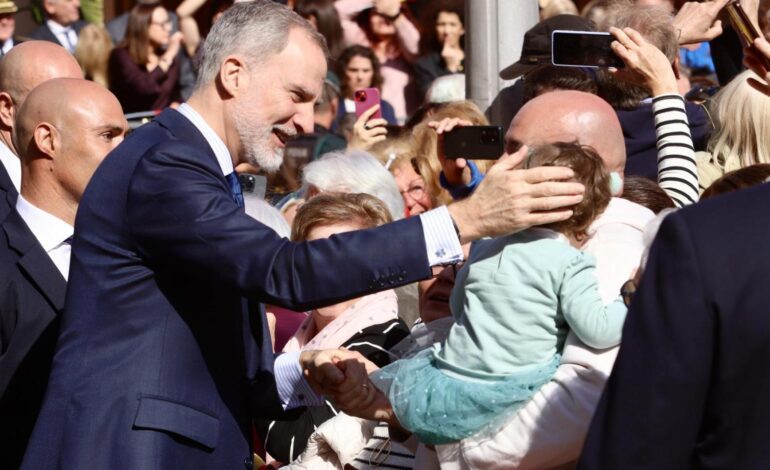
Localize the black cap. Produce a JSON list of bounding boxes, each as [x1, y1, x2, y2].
[[500, 15, 596, 80]]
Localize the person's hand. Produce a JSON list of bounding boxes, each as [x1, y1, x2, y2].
[[672, 0, 730, 45], [429, 118, 475, 187], [447, 145, 585, 242], [610, 27, 679, 96], [266, 311, 276, 351], [161, 31, 184, 66], [348, 105, 388, 150], [441, 42, 465, 73], [373, 0, 401, 18], [744, 36, 770, 95], [300, 349, 377, 410]]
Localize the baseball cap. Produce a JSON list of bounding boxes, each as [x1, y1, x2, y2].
[[499, 14, 596, 80], [0, 0, 18, 14]]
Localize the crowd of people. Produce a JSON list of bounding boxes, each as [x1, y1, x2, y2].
[[2, 0, 770, 468]]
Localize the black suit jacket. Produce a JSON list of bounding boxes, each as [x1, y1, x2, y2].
[[29, 20, 87, 48], [22, 109, 431, 469], [579, 183, 770, 469], [0, 199, 67, 469]]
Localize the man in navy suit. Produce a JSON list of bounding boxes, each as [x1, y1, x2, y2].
[[29, 0, 86, 53], [0, 41, 83, 217], [578, 184, 770, 468], [22, 2, 584, 468], [0, 78, 127, 469]]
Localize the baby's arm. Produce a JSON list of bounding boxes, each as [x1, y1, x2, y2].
[[559, 252, 628, 349]]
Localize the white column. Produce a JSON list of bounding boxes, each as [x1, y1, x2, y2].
[[466, 0, 540, 125]]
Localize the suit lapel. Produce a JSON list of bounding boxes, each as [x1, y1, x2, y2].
[[3, 211, 67, 313]]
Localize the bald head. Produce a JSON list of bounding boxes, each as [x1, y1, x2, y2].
[[0, 41, 83, 107], [506, 90, 626, 174], [15, 78, 126, 214]]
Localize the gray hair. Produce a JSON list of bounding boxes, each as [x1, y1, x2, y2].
[[243, 194, 291, 238], [195, 0, 328, 90], [302, 150, 405, 220]]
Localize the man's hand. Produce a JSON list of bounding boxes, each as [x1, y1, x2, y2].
[[448, 145, 584, 243], [672, 0, 730, 45], [300, 349, 377, 410], [610, 27, 679, 96]]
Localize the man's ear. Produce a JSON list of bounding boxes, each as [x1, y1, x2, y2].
[[218, 55, 250, 99], [33, 122, 59, 163], [0, 92, 15, 130]]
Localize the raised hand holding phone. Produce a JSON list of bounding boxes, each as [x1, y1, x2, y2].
[[609, 27, 678, 96], [349, 104, 388, 151], [429, 118, 476, 187]]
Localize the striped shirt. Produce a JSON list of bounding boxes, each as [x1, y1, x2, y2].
[[653, 94, 699, 207]]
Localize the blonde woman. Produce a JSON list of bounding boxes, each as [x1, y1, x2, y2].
[[696, 70, 770, 192], [74, 24, 113, 87]]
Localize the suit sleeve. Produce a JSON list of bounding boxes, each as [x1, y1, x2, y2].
[[577, 211, 714, 469], [125, 144, 432, 312]]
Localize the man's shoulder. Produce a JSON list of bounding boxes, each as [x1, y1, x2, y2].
[[28, 24, 54, 40]]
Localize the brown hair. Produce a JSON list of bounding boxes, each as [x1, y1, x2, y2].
[[122, 3, 162, 66], [337, 45, 384, 98], [74, 24, 114, 87], [418, 0, 465, 55], [527, 142, 611, 240], [620, 175, 675, 213], [701, 164, 770, 200], [295, 0, 345, 60], [291, 193, 393, 241]]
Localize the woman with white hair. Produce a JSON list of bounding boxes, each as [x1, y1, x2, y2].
[[696, 70, 770, 193], [302, 149, 405, 219]]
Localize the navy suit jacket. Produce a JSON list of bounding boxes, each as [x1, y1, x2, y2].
[[29, 20, 87, 48], [22, 109, 430, 469], [579, 183, 770, 468], [0, 200, 67, 469]]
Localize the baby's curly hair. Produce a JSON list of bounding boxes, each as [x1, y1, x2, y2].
[[526, 142, 612, 241]]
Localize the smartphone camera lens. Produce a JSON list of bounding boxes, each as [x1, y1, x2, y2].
[[480, 129, 498, 144], [354, 90, 367, 102]]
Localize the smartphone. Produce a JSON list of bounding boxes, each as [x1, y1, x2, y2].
[[726, 1, 762, 45], [443, 126, 504, 160], [354, 88, 382, 119], [551, 30, 625, 68]]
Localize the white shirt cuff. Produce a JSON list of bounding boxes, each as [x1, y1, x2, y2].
[[420, 206, 464, 266], [274, 351, 324, 410]]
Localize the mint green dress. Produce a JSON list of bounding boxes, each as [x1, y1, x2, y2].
[[374, 228, 628, 444]]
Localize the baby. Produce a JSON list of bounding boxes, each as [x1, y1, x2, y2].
[[373, 142, 628, 445]]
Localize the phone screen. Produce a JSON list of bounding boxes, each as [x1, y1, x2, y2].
[[551, 31, 624, 68]]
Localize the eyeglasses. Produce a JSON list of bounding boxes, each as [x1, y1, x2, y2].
[[401, 184, 426, 201], [150, 19, 172, 28]]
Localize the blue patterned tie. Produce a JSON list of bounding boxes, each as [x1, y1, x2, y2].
[[225, 172, 244, 208]]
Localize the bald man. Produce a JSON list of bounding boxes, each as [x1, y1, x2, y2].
[[0, 78, 127, 468], [429, 90, 655, 469], [0, 40, 83, 213]]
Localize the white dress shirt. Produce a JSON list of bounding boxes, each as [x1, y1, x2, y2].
[[0, 37, 14, 56], [15, 195, 74, 281], [46, 19, 78, 53], [175, 103, 463, 409], [0, 139, 20, 192]]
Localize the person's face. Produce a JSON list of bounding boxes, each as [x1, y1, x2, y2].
[[345, 55, 374, 96], [393, 161, 432, 217], [57, 92, 128, 200], [46, 0, 80, 26], [417, 263, 460, 324], [435, 11, 464, 48], [0, 13, 15, 42], [369, 13, 395, 38], [147, 7, 172, 48], [231, 28, 326, 173]]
